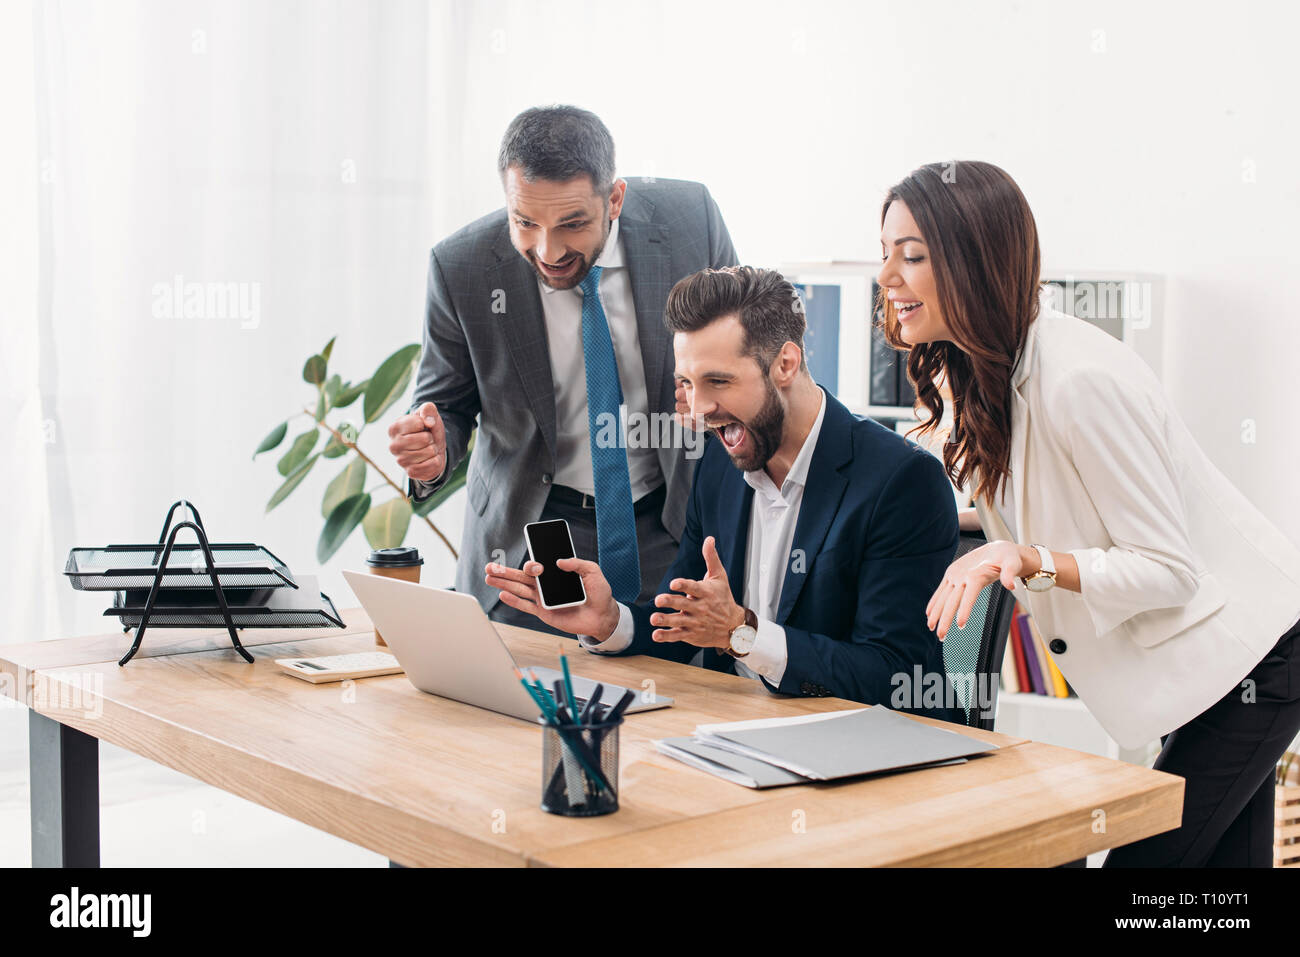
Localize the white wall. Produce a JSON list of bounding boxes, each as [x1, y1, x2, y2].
[[429, 0, 1300, 548]]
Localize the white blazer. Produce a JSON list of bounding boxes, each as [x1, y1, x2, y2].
[[973, 306, 1300, 749]]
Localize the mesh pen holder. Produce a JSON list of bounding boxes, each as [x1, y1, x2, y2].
[[540, 717, 622, 817]]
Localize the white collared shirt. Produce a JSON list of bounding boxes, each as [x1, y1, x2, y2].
[[579, 390, 829, 691], [538, 217, 662, 499]]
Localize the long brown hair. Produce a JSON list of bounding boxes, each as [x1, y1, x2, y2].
[[878, 161, 1041, 503]]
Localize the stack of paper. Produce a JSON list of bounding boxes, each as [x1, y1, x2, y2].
[[654, 706, 996, 789]]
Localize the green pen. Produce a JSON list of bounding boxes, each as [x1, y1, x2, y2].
[[517, 667, 557, 722], [560, 652, 578, 723]]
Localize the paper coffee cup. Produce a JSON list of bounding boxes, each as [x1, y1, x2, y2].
[[364, 547, 423, 646]]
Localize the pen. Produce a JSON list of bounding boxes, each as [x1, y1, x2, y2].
[[606, 688, 635, 723], [560, 651, 578, 724], [580, 683, 604, 724], [515, 668, 554, 721], [525, 668, 554, 714]]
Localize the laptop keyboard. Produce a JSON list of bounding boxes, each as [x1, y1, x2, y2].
[[539, 687, 587, 711]]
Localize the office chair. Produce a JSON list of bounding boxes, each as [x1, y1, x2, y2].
[[940, 530, 1017, 731]]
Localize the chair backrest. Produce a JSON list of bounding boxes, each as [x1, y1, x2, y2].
[[940, 531, 1016, 731]]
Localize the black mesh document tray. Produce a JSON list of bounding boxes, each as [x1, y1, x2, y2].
[[66, 544, 296, 591], [106, 574, 342, 629]]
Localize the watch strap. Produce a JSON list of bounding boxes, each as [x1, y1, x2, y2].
[[1021, 544, 1057, 588]]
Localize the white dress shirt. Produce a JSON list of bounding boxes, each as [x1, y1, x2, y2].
[[579, 391, 829, 691], [539, 216, 662, 499]]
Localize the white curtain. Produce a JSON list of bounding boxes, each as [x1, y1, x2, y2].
[[6, 0, 446, 644]]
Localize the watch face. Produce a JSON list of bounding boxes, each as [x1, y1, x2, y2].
[[1025, 574, 1055, 593], [731, 625, 758, 654]]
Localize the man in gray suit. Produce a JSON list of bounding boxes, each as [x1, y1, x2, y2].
[[388, 105, 738, 630]]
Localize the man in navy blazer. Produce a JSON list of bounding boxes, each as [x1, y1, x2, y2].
[[487, 267, 957, 717]]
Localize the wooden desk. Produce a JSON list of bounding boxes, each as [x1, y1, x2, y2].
[[1, 609, 1183, 867]]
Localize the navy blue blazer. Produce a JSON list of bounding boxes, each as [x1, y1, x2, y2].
[[623, 388, 959, 720]]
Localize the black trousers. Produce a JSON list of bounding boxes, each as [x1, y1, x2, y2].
[[488, 482, 680, 637], [1104, 614, 1300, 867]]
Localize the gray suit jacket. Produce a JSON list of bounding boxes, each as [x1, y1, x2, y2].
[[407, 178, 739, 609]]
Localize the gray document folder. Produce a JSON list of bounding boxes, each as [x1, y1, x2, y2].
[[655, 738, 810, 789], [699, 706, 997, 781]]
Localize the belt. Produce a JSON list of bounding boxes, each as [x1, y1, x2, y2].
[[550, 482, 665, 512], [550, 484, 598, 509]]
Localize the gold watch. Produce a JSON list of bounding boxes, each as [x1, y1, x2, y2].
[[1020, 544, 1057, 593], [725, 607, 759, 658]]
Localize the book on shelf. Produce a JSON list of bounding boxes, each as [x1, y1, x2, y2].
[[1009, 609, 1030, 691], [1017, 612, 1045, 694], [1027, 614, 1070, 697], [1001, 603, 1076, 698]]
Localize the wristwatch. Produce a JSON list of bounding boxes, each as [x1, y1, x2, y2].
[[725, 607, 759, 658], [1021, 544, 1057, 593]]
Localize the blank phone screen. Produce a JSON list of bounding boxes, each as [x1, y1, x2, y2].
[[527, 520, 586, 606]]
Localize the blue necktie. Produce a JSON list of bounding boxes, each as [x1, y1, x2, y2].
[[579, 266, 641, 603]]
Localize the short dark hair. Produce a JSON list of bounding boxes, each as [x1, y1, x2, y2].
[[664, 266, 808, 372], [497, 105, 616, 193]]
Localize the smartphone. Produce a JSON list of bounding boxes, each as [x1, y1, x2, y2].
[[523, 519, 588, 610]]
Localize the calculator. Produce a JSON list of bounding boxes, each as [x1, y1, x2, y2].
[[274, 652, 405, 683]]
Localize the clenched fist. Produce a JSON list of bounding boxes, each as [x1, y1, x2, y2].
[[388, 401, 447, 484]]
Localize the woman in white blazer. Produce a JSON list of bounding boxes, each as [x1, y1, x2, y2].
[[877, 161, 1300, 866]]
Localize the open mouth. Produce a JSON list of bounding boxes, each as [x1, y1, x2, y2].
[[710, 420, 747, 452], [893, 299, 923, 319], [538, 255, 579, 279]]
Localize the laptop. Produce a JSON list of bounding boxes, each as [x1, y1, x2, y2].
[[342, 570, 672, 721]]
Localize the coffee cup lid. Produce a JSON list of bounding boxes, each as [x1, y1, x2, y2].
[[365, 546, 424, 567]]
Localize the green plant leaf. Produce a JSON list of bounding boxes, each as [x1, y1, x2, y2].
[[325, 373, 342, 406], [322, 421, 357, 458], [267, 453, 320, 512], [277, 429, 319, 476], [317, 492, 371, 563], [363, 496, 413, 549], [412, 432, 474, 517], [363, 344, 421, 424], [253, 421, 287, 459], [314, 391, 326, 421], [321, 336, 336, 364], [303, 354, 326, 386], [322, 458, 366, 519], [334, 379, 368, 408]]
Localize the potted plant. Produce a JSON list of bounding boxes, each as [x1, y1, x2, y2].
[[253, 337, 471, 562]]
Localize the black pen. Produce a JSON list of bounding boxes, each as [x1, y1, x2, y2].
[[606, 688, 636, 723], [580, 683, 604, 724]]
